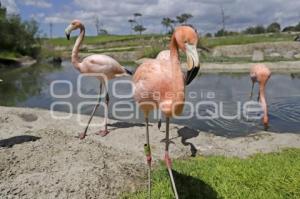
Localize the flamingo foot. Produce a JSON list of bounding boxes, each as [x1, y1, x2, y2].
[[96, 130, 110, 137], [77, 132, 86, 140], [164, 152, 172, 168]]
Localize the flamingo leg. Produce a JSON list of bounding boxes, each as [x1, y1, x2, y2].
[[164, 117, 179, 199], [96, 84, 110, 137], [158, 119, 162, 130], [257, 90, 260, 102], [79, 82, 102, 139], [144, 117, 152, 199], [250, 81, 254, 100]]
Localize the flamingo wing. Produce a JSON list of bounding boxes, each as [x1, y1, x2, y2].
[[81, 54, 127, 79]]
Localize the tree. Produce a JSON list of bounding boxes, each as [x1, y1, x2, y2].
[[282, 26, 296, 32], [94, 16, 102, 36], [295, 22, 300, 31], [128, 19, 136, 34], [130, 13, 146, 35], [133, 24, 146, 35], [134, 13, 142, 17], [0, 2, 6, 19], [99, 28, 108, 35], [161, 17, 175, 34], [176, 13, 193, 24], [244, 25, 266, 34], [205, 33, 212, 37], [266, 22, 281, 33], [134, 13, 142, 24]]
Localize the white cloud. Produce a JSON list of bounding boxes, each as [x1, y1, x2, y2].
[[36, 0, 300, 35], [22, 0, 52, 8], [1, 0, 19, 14]]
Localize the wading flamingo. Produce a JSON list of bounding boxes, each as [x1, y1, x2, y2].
[[65, 20, 132, 139], [250, 64, 271, 130], [133, 25, 200, 198]]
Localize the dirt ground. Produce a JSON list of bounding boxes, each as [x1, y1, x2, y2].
[[1, 106, 300, 199]]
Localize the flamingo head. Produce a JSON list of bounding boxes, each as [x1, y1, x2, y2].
[[65, 20, 83, 40], [173, 25, 200, 85]]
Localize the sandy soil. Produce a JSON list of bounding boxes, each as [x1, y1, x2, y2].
[[1, 106, 300, 199]]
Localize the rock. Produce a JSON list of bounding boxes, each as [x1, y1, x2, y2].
[[252, 50, 264, 62], [283, 51, 295, 59], [17, 56, 37, 67], [269, 53, 281, 57], [294, 53, 300, 59]]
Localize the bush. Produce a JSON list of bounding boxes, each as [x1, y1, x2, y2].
[[243, 25, 266, 34], [0, 5, 41, 58], [215, 29, 239, 37], [267, 22, 281, 33]]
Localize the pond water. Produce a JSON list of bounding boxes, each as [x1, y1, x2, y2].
[[0, 61, 300, 137]]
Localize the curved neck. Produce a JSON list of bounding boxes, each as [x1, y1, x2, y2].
[[259, 83, 268, 125], [72, 25, 85, 71], [169, 35, 181, 71]]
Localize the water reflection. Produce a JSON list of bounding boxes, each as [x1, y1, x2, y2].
[[0, 63, 62, 106], [0, 61, 299, 137]]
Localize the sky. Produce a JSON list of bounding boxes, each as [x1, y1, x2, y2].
[[1, 0, 300, 37]]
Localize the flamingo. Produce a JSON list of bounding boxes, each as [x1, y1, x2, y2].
[[250, 64, 271, 130], [133, 25, 200, 198], [64, 20, 132, 139]]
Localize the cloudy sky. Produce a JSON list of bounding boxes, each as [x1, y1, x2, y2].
[[1, 0, 300, 37]]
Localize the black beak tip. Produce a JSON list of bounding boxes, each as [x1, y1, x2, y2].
[[185, 67, 200, 85], [66, 34, 70, 40]]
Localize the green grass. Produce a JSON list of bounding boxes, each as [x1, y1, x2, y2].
[[0, 51, 20, 60], [46, 34, 162, 47], [201, 33, 294, 48], [125, 149, 300, 199], [47, 33, 294, 48]]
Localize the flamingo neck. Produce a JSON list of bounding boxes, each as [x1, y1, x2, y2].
[[72, 25, 85, 71], [259, 84, 269, 126], [169, 35, 181, 70]]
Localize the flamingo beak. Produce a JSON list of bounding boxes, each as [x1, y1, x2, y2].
[[65, 25, 72, 40], [185, 43, 200, 85]]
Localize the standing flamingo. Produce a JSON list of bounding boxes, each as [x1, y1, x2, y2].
[[250, 64, 271, 130], [65, 20, 132, 139], [133, 25, 200, 198]]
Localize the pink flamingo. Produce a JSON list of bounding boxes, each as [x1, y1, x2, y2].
[[65, 20, 132, 139], [250, 64, 271, 130], [156, 50, 170, 61], [133, 26, 200, 198]]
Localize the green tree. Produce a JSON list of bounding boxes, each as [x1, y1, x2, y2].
[[0, 4, 40, 59], [267, 22, 281, 33], [282, 26, 295, 32], [133, 24, 146, 35], [161, 17, 175, 34], [128, 19, 136, 34], [205, 33, 212, 37], [244, 25, 266, 34], [176, 13, 193, 24], [295, 22, 300, 31]]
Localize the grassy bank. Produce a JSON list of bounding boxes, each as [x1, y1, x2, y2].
[[201, 33, 294, 48], [47, 34, 162, 47], [47, 33, 295, 48], [125, 149, 300, 199]]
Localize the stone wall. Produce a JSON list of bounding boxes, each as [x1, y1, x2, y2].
[[212, 42, 300, 61]]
